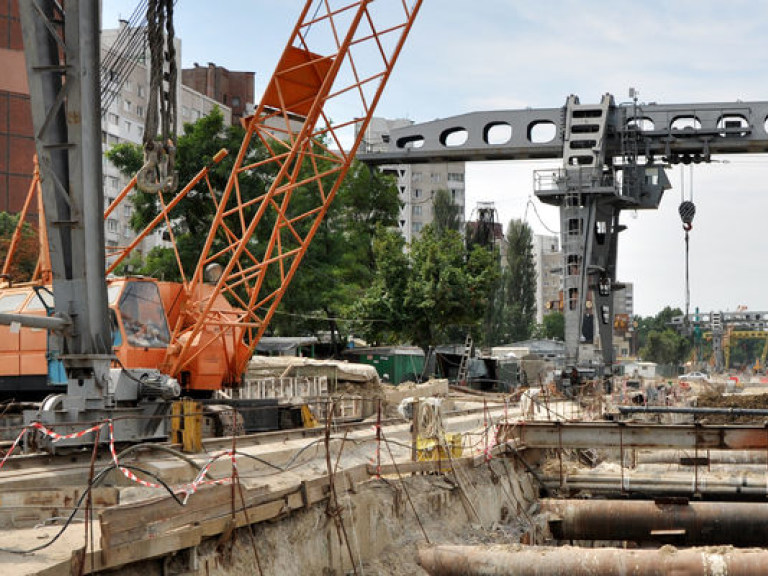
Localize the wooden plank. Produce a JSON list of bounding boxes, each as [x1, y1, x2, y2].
[[100, 526, 203, 570]]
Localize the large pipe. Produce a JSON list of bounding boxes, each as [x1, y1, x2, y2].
[[635, 449, 768, 465], [543, 499, 768, 546], [0, 312, 69, 331], [418, 545, 768, 575], [503, 421, 768, 451], [619, 405, 768, 417], [540, 471, 768, 496]]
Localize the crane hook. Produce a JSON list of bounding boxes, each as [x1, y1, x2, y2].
[[679, 200, 696, 231], [136, 139, 178, 194]]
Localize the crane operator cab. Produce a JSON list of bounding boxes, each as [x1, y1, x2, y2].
[[114, 280, 171, 349]]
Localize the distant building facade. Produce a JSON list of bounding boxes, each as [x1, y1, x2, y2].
[[533, 234, 562, 324], [101, 22, 232, 257], [182, 63, 254, 126], [360, 117, 465, 244], [0, 0, 36, 217]]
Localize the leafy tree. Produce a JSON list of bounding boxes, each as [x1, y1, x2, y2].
[[354, 224, 497, 349], [108, 109, 401, 346], [106, 107, 263, 279], [350, 228, 410, 344], [496, 219, 537, 343], [432, 189, 461, 235], [640, 328, 690, 366], [0, 212, 39, 283], [540, 311, 565, 340], [633, 306, 683, 352]]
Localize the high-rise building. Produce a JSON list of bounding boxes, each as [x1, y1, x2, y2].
[[0, 0, 35, 217], [101, 22, 232, 256], [182, 63, 254, 126], [360, 117, 465, 244], [533, 234, 562, 324]]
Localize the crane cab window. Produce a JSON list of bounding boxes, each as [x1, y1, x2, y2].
[[0, 293, 29, 313], [24, 290, 54, 311], [118, 281, 171, 348]]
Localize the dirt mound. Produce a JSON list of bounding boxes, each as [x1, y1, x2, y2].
[[695, 391, 768, 423]]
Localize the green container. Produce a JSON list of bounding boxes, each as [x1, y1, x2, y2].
[[343, 346, 425, 385]]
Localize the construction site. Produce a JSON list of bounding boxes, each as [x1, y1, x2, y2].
[[4, 1, 768, 575]]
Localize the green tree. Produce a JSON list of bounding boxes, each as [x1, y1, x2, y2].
[[354, 225, 497, 349], [501, 219, 537, 342], [350, 228, 410, 345], [0, 212, 39, 283], [269, 162, 400, 344], [541, 311, 565, 340], [106, 107, 264, 279], [640, 328, 690, 366], [432, 189, 461, 235], [634, 306, 684, 353]]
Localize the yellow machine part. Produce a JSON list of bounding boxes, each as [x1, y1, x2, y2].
[[301, 404, 319, 428], [416, 433, 463, 463], [171, 398, 203, 453]]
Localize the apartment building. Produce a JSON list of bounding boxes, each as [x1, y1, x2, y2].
[[360, 117, 465, 244], [101, 22, 232, 256]]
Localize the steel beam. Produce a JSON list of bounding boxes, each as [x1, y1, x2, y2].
[[418, 545, 768, 576], [543, 499, 768, 546], [501, 421, 768, 450], [360, 100, 768, 165]]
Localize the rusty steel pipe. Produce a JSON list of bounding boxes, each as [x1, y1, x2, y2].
[[543, 499, 768, 546], [418, 545, 768, 575]]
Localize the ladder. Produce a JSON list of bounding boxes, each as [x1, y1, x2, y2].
[[456, 334, 473, 385]]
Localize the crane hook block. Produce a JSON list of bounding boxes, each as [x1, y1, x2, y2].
[[137, 140, 179, 194], [679, 200, 696, 230]]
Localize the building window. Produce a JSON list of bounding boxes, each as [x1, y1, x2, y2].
[[107, 134, 120, 146], [137, 84, 145, 98], [231, 96, 240, 107], [413, 222, 423, 233], [413, 205, 422, 216], [412, 172, 422, 182], [430, 173, 441, 183], [108, 113, 119, 125], [451, 189, 458, 202], [414, 188, 421, 198], [123, 120, 132, 133], [106, 175, 119, 190], [447, 172, 464, 182], [182, 105, 189, 118], [123, 100, 131, 112], [136, 105, 144, 118], [124, 80, 133, 92], [107, 218, 118, 232]]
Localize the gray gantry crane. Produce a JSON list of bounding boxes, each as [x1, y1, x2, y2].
[[361, 94, 768, 375]]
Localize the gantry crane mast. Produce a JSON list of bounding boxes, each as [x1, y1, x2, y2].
[[3, 1, 422, 447]]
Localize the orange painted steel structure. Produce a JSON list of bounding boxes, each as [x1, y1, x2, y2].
[[3, 1, 422, 393], [1, 157, 51, 285], [162, 0, 423, 388]]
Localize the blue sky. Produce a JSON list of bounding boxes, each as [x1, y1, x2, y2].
[[102, 1, 768, 317]]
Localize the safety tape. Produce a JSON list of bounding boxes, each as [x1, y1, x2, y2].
[[31, 421, 104, 441], [0, 426, 27, 471]]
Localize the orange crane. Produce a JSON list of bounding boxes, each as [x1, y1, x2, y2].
[[0, 1, 422, 420]]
